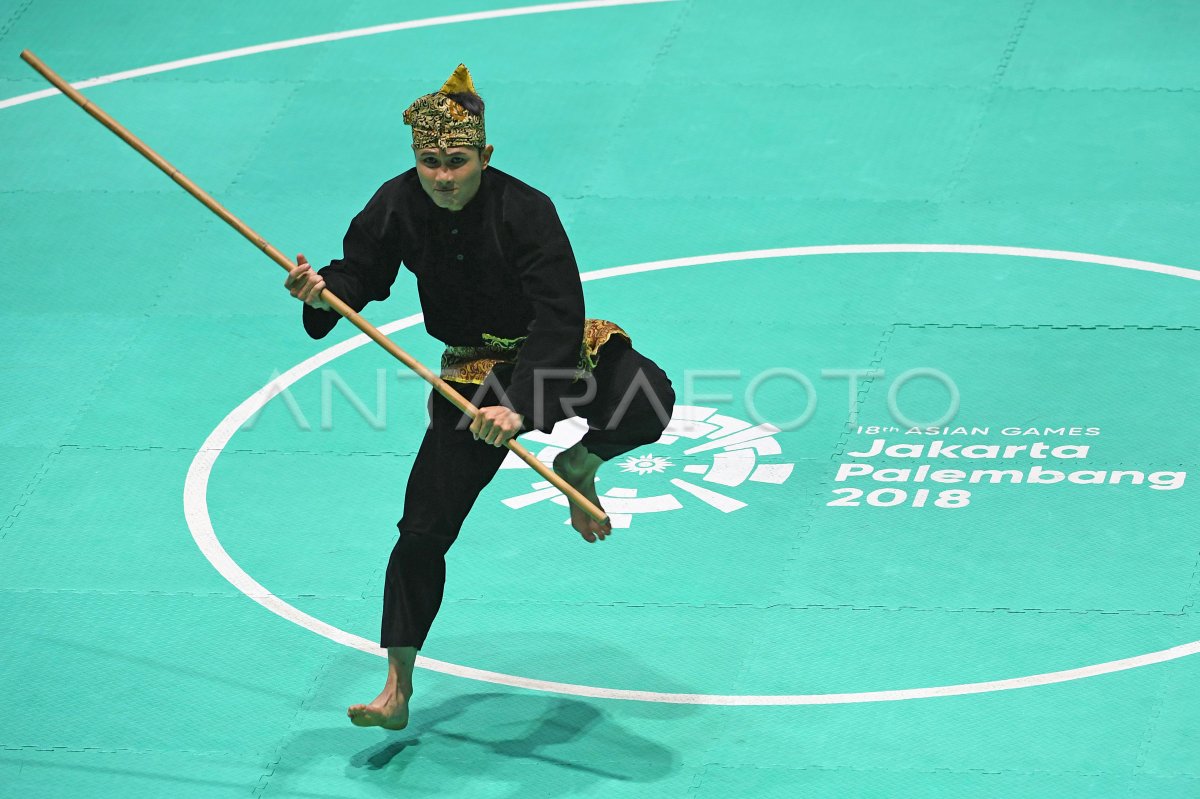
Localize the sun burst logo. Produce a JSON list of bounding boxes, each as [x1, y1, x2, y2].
[[618, 453, 673, 475], [498, 405, 795, 528]]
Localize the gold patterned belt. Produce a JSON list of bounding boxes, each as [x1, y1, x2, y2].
[[440, 318, 630, 385]]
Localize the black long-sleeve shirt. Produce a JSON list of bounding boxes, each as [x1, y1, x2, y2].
[[303, 166, 586, 420]]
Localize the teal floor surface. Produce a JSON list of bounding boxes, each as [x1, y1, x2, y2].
[[2, 1, 1199, 796]]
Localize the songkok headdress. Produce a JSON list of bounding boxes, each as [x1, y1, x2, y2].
[[403, 64, 486, 149]]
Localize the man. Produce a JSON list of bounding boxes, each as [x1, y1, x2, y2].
[[284, 65, 674, 730]]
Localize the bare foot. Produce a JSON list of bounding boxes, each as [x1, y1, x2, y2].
[[553, 445, 613, 543], [347, 687, 410, 730]]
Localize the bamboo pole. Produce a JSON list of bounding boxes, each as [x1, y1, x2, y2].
[[20, 49, 609, 528]]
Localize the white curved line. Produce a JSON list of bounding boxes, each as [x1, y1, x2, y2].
[[185, 245, 1200, 704], [1, 0, 677, 110], [581, 244, 1200, 282], [184, 314, 425, 657], [369, 639, 1200, 705]]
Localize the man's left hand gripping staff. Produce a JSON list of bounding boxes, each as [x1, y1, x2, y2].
[[470, 406, 524, 447]]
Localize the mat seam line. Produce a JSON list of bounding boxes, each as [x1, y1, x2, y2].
[[251, 648, 339, 798], [6, 75, 1200, 95], [1129, 640, 1178, 793], [1180, 549, 1200, 615], [222, 80, 306, 197], [0, 588, 375, 599], [694, 761, 1200, 780], [46, 219, 215, 453], [0, 587, 1188, 615], [576, 0, 690, 196], [559, 196, 1200, 205], [0, 447, 63, 542], [937, 0, 1037, 204], [46, 76, 1200, 92], [710, 324, 893, 709], [9, 190, 1200, 207], [0, 0, 33, 43], [685, 761, 710, 797], [895, 322, 1200, 331], [440, 598, 1190, 616], [0, 744, 249, 757]]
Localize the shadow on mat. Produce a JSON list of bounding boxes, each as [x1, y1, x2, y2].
[[362, 691, 676, 777], [284, 691, 679, 794]]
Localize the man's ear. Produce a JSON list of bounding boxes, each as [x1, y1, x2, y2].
[[480, 144, 495, 169]]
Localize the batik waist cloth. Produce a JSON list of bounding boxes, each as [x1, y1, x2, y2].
[[439, 318, 630, 385]]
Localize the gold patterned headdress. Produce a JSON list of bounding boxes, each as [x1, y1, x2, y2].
[[403, 64, 486, 149]]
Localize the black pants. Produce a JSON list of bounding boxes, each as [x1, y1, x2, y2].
[[380, 340, 675, 648]]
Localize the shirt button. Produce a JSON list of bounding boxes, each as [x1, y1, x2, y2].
[[456, 254, 464, 261], [450, 228, 459, 235]]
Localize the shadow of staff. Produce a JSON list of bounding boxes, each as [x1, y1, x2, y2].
[[276, 690, 682, 795]]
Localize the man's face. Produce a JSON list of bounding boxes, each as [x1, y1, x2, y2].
[[413, 144, 493, 211]]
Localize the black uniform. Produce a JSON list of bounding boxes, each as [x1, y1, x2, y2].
[[304, 166, 674, 648]]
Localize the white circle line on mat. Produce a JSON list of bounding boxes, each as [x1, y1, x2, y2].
[[0, 0, 677, 110], [186, 244, 1200, 704]]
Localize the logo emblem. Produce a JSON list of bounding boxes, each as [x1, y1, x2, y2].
[[499, 405, 795, 527], [618, 453, 673, 475]]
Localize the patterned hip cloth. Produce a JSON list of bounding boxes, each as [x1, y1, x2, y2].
[[439, 318, 630, 385]]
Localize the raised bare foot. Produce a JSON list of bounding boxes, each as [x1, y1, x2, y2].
[[553, 445, 613, 543], [347, 687, 410, 730]]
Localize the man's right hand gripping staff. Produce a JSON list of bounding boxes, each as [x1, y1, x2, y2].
[[285, 253, 331, 311]]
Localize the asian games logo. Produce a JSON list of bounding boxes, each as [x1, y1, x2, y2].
[[498, 405, 795, 527]]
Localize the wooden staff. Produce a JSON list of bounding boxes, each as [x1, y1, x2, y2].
[[20, 49, 609, 527]]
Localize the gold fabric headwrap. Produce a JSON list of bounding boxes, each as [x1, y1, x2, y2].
[[403, 63, 486, 149]]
